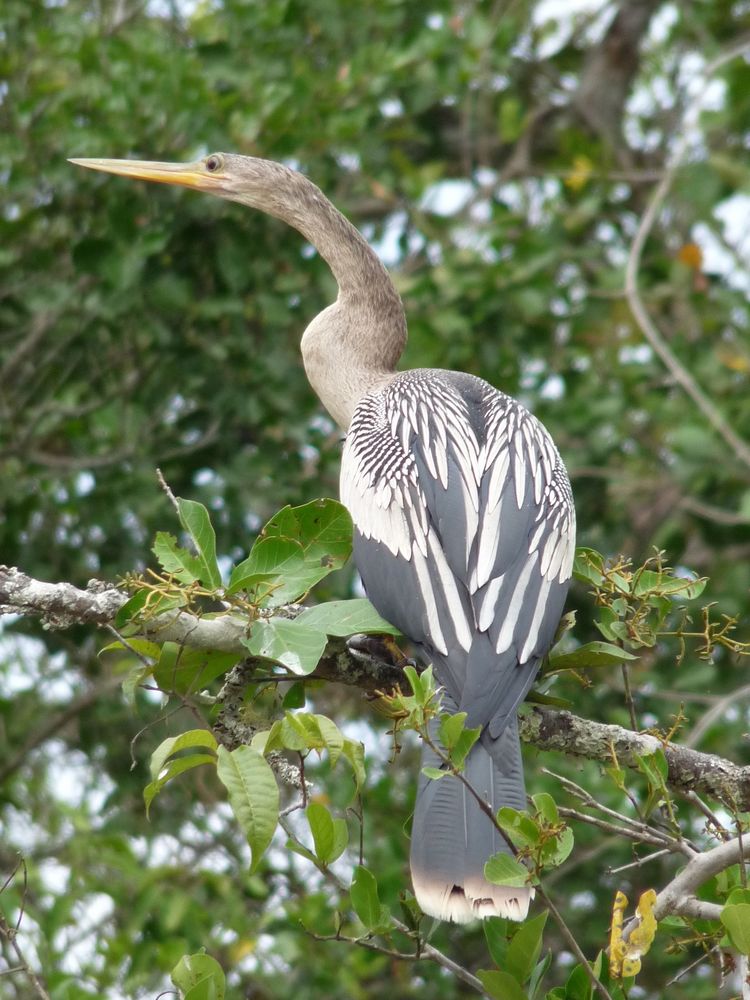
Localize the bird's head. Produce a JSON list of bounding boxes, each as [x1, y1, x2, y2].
[[69, 151, 315, 221], [68, 151, 243, 198]]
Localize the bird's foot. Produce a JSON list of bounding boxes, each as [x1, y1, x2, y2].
[[346, 633, 414, 670]]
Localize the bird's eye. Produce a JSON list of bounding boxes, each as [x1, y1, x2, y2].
[[205, 154, 223, 173]]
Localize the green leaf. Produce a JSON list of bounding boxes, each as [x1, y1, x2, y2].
[[268, 499, 352, 566], [484, 853, 530, 888], [505, 910, 548, 984], [342, 739, 366, 791], [121, 663, 154, 705], [114, 587, 186, 628], [564, 962, 593, 1000], [573, 547, 605, 585], [529, 949, 553, 998], [483, 916, 510, 968], [350, 865, 389, 931], [532, 793, 559, 825], [113, 589, 149, 628], [594, 607, 629, 643], [144, 753, 216, 817], [176, 497, 222, 589], [216, 745, 279, 872], [228, 537, 306, 598], [635, 749, 668, 787], [439, 711, 468, 748], [438, 711, 481, 767], [149, 730, 218, 781], [545, 642, 637, 673], [242, 618, 328, 675], [661, 576, 707, 599], [477, 969, 528, 1000], [154, 644, 241, 694], [633, 568, 707, 600], [726, 888, 750, 905], [228, 499, 352, 604], [314, 714, 345, 766], [422, 765, 448, 780], [497, 807, 542, 848], [295, 599, 400, 636], [282, 681, 306, 709], [171, 951, 225, 1000], [541, 826, 574, 868], [307, 802, 348, 864], [99, 637, 161, 659], [404, 664, 436, 707], [721, 890, 750, 954], [152, 531, 203, 583]]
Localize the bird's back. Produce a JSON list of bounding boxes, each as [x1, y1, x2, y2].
[[341, 368, 575, 922]]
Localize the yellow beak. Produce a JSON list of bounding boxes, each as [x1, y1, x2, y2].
[[68, 157, 224, 192]]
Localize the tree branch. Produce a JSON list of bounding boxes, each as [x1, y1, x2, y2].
[[573, 0, 659, 149], [522, 707, 750, 811], [3, 566, 750, 809]]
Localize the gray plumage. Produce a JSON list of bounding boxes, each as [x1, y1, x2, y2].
[[71, 151, 575, 923], [342, 369, 574, 921]]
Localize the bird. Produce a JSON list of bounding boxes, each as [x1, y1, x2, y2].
[[71, 152, 576, 923]]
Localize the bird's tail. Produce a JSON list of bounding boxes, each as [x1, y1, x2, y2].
[[409, 715, 533, 923]]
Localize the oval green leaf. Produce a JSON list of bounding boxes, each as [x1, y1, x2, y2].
[[484, 853, 531, 888], [216, 745, 279, 873], [242, 618, 328, 675]]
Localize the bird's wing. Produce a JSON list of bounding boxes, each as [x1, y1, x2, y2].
[[340, 371, 575, 728]]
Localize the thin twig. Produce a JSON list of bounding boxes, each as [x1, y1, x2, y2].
[[545, 769, 696, 857], [665, 943, 721, 987], [621, 663, 639, 731], [624, 38, 750, 472], [558, 805, 675, 850], [0, 910, 52, 1000], [682, 791, 729, 840], [156, 467, 180, 514], [608, 848, 672, 874], [307, 930, 422, 961]]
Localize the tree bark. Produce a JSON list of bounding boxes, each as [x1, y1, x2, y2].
[[3, 564, 749, 809]]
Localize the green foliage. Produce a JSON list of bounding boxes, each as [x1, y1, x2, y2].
[[243, 618, 329, 675], [228, 499, 353, 605], [294, 599, 400, 636], [350, 865, 391, 933], [437, 711, 482, 768], [720, 888, 750, 955], [176, 497, 223, 590], [145, 729, 218, 816], [215, 745, 279, 873], [480, 912, 549, 999], [484, 853, 531, 889], [171, 951, 226, 1000], [492, 795, 575, 878], [115, 497, 392, 683], [306, 802, 348, 865], [3, 1, 750, 997]]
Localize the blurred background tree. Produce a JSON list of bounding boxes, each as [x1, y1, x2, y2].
[[2, 0, 750, 997]]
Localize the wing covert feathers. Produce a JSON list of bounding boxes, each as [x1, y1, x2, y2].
[[340, 368, 575, 921]]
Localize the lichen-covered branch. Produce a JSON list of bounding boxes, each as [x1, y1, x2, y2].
[[3, 565, 750, 810], [519, 706, 750, 811]]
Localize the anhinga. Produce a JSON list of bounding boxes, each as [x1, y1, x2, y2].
[[71, 152, 576, 923]]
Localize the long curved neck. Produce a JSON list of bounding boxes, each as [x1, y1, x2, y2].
[[229, 158, 407, 428]]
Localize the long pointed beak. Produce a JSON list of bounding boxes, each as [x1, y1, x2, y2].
[[68, 157, 224, 192]]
